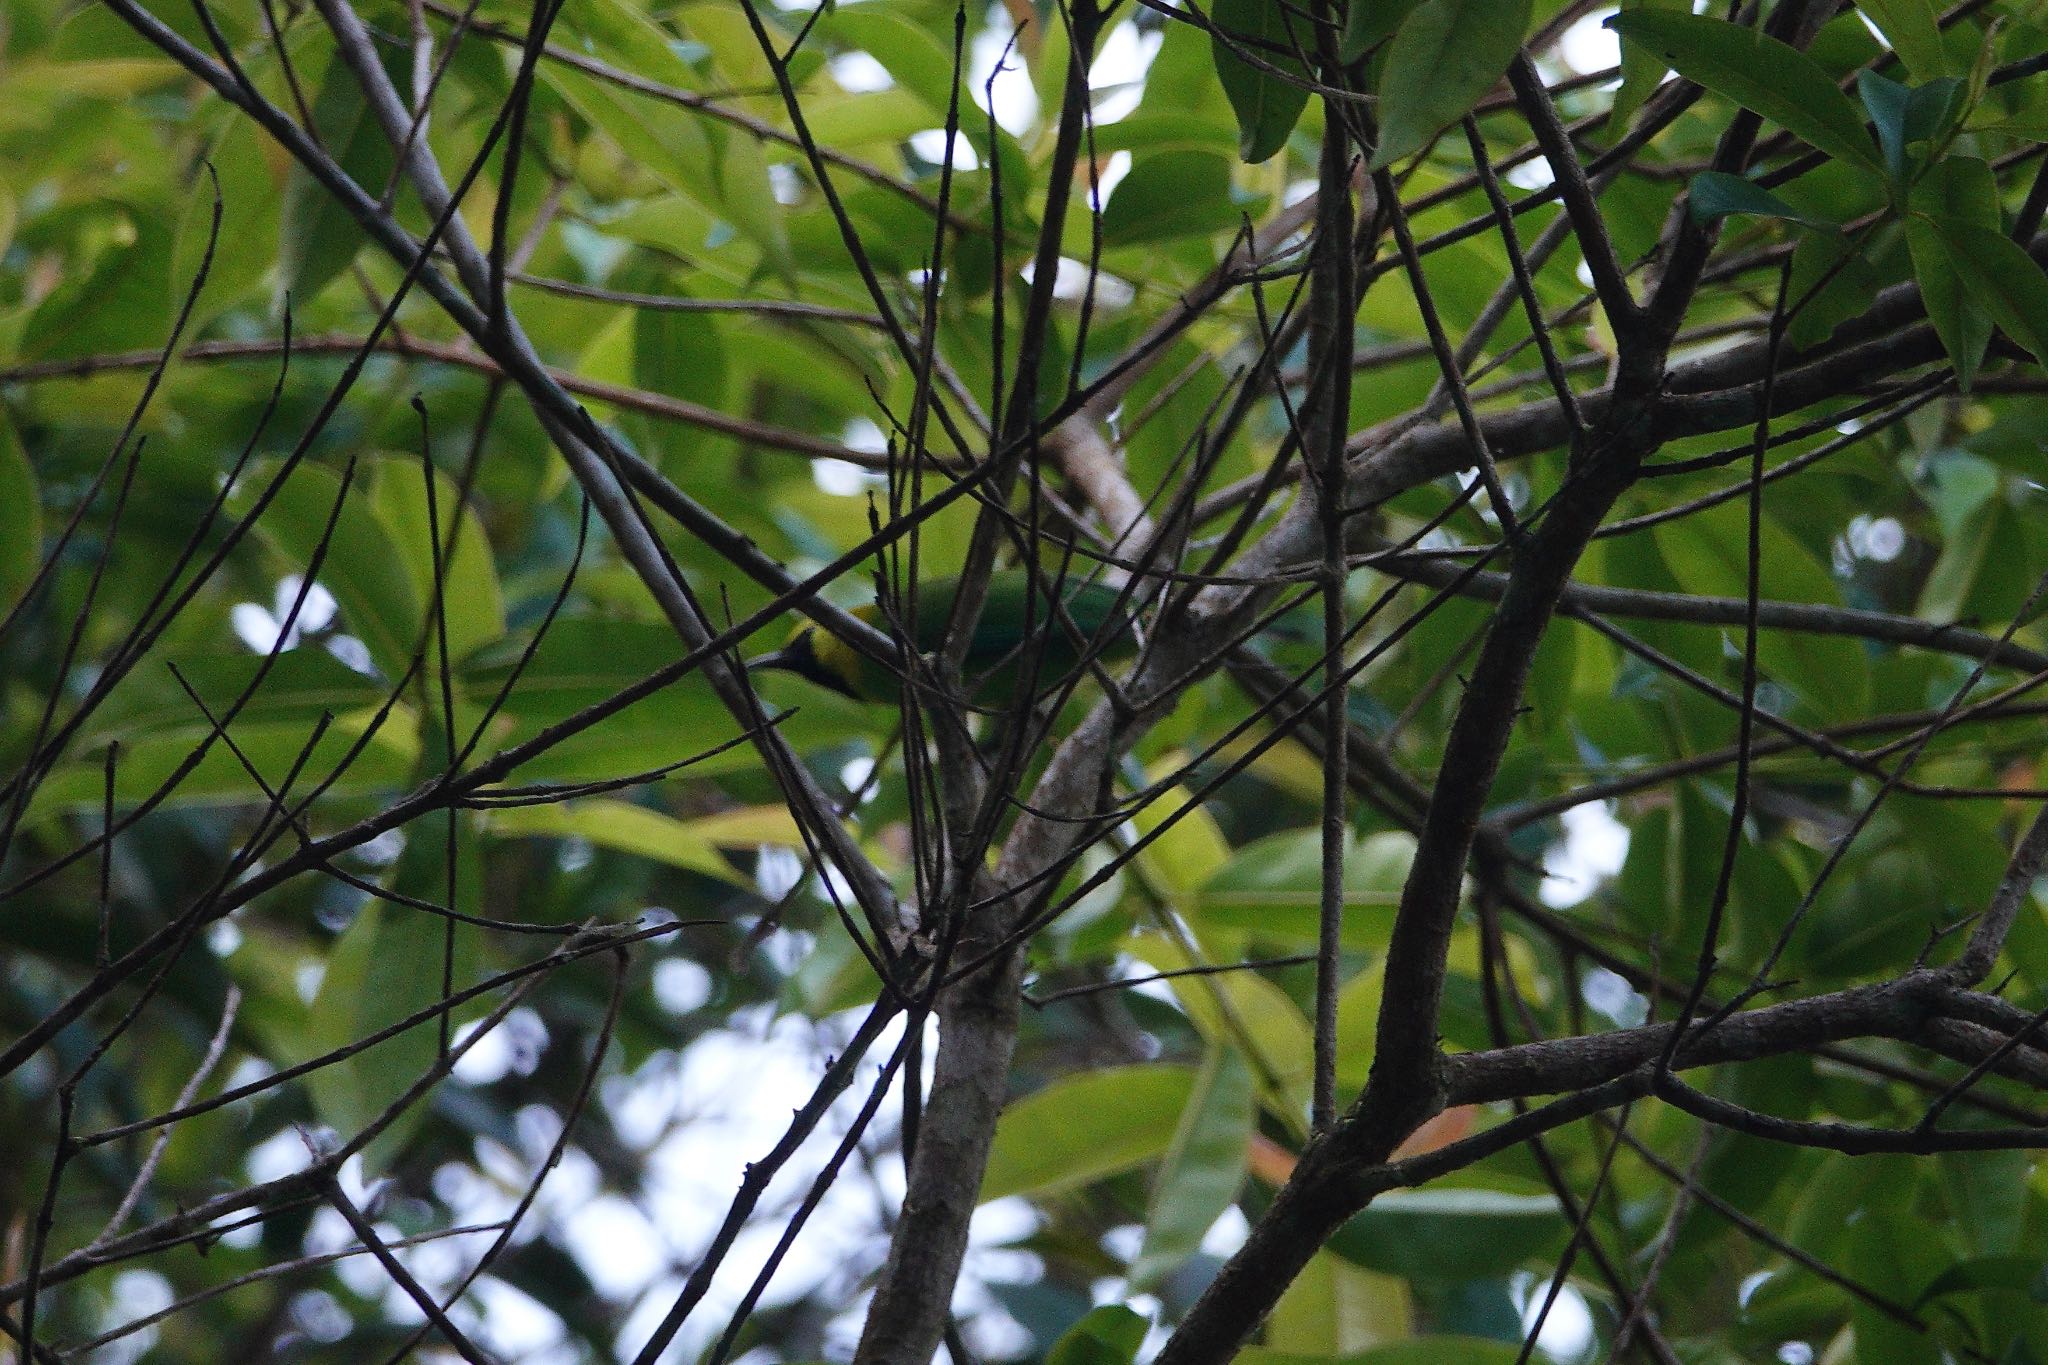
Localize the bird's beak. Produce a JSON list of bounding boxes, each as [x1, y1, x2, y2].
[[747, 650, 793, 676]]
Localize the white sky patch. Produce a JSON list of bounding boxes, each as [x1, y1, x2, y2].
[[232, 574, 338, 653], [451, 1011, 545, 1089], [101, 1270, 174, 1364], [291, 1288, 352, 1344], [755, 844, 805, 901], [593, 1009, 928, 1362], [971, 12, 1038, 135], [757, 926, 817, 976], [1201, 1206, 1251, 1258], [1846, 513, 1906, 563], [1543, 802, 1631, 907], [223, 1055, 272, 1095], [831, 50, 893, 94], [561, 1195, 664, 1298], [1093, 149, 1134, 209], [1582, 965, 1649, 1028], [1100, 1223, 1145, 1262], [1120, 952, 1183, 1010], [356, 829, 406, 866], [840, 754, 880, 804], [555, 836, 594, 874], [208, 918, 243, 958], [654, 957, 715, 1013], [844, 415, 889, 452], [1090, 21, 1163, 123], [471, 1278, 576, 1364], [453, 1019, 516, 1086], [910, 128, 982, 170], [1021, 256, 1136, 307], [1512, 1273, 1599, 1361], [815, 423, 891, 495], [1559, 9, 1621, 79]]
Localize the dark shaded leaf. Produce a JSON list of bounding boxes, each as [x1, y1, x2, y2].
[[1908, 155, 1999, 388], [1608, 9, 1883, 174], [1370, 0, 1531, 171], [1688, 170, 1836, 228], [1047, 1306, 1148, 1365], [1210, 0, 1312, 164]]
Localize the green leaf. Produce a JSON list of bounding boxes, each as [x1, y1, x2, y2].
[[1857, 69, 1913, 182], [1915, 487, 2035, 626], [632, 293, 730, 411], [565, 0, 702, 88], [1210, 0, 1312, 164], [1130, 931, 1315, 1126], [1101, 151, 1249, 246], [23, 710, 418, 826], [1939, 1149, 2032, 1257], [1190, 829, 1411, 948], [1266, 1250, 1409, 1354], [1857, 0, 1948, 82], [1933, 221, 2048, 368], [1858, 72, 1964, 187], [821, 7, 963, 121], [1339, 0, 1426, 64], [301, 814, 484, 1170], [1687, 170, 1836, 229], [0, 411, 39, 618], [175, 113, 280, 331], [1048, 1301, 1146, 1365], [1908, 155, 1998, 388], [1130, 1048, 1254, 1291], [277, 56, 395, 307], [1904, 76, 1966, 147], [1046, 1306, 1148, 1365], [1785, 228, 1878, 351], [1846, 1207, 1956, 1365], [481, 798, 781, 887], [1370, 0, 1531, 171], [1334, 964, 1384, 1089], [980, 1065, 1197, 1202], [77, 647, 394, 747], [230, 459, 425, 682], [1329, 1187, 1568, 1280], [1129, 773, 1233, 897], [542, 67, 764, 264], [367, 459, 506, 668], [1608, 0, 1688, 133], [460, 618, 857, 785], [1651, 500, 1868, 718], [21, 213, 174, 363], [1962, 109, 2048, 143], [1607, 9, 1883, 175], [1913, 1255, 2048, 1307], [1239, 1342, 1522, 1365]]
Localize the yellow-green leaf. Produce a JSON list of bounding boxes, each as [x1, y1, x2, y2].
[[981, 1065, 1198, 1202]]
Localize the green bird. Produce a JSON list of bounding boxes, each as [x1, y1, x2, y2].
[[749, 570, 1139, 705]]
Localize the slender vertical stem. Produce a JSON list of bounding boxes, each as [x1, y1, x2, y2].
[[1309, 44, 1359, 1133]]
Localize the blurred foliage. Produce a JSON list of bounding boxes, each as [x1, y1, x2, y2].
[[6, 1, 2048, 1363]]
